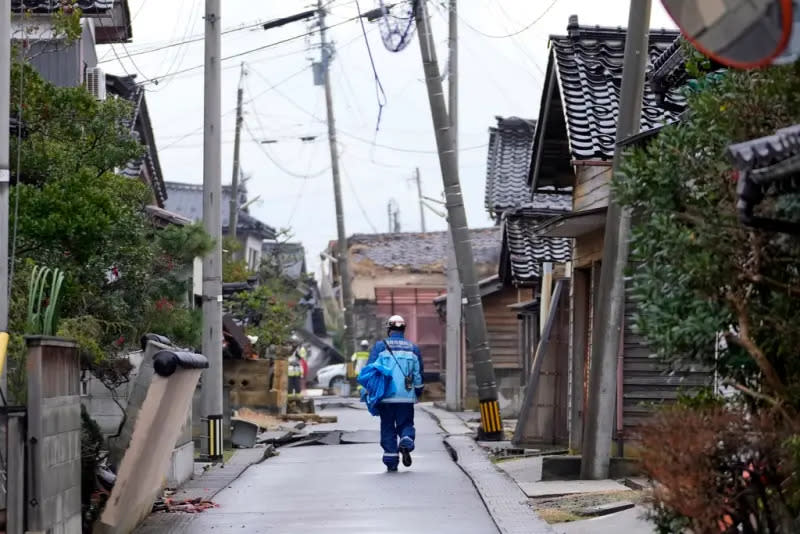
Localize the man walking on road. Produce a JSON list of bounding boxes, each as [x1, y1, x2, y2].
[[367, 315, 424, 472]]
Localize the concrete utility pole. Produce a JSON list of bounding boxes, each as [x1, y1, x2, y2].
[[201, 0, 224, 461], [319, 0, 356, 358], [581, 0, 652, 480], [0, 0, 11, 512], [414, 167, 426, 232], [445, 0, 462, 412], [229, 62, 245, 240], [415, 1, 501, 437]]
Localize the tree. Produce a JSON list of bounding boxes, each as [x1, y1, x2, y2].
[[6, 58, 213, 398], [614, 50, 800, 531]]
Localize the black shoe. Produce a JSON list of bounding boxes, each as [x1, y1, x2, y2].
[[387, 465, 398, 472], [400, 447, 412, 467]]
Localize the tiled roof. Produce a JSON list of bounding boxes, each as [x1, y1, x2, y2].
[[107, 74, 166, 207], [12, 0, 114, 12], [485, 117, 537, 219], [549, 16, 685, 161], [164, 181, 275, 240], [484, 117, 572, 220], [501, 212, 571, 284], [348, 227, 501, 273], [728, 124, 800, 174]]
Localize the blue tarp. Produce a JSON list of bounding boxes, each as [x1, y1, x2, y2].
[[358, 363, 395, 416]]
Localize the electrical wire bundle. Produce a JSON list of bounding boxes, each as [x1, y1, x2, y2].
[[375, 0, 416, 52]]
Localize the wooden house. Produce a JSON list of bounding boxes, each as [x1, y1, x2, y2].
[[520, 16, 711, 452]]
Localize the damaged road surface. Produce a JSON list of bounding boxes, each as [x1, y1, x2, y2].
[[137, 401, 499, 534]]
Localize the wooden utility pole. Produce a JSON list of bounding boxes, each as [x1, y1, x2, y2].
[[415, 1, 501, 438], [445, 0, 462, 412], [581, 0, 652, 479], [319, 0, 356, 358], [229, 62, 245, 240], [201, 0, 224, 461], [414, 167, 426, 232]]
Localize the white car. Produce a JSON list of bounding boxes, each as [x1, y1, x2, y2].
[[315, 363, 347, 391]]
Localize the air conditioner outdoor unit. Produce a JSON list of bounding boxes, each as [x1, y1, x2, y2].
[[85, 67, 107, 101]]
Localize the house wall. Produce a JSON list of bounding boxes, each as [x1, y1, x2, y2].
[[573, 164, 612, 212], [22, 19, 97, 88], [573, 228, 605, 269], [241, 234, 263, 271], [351, 272, 447, 301], [463, 286, 534, 417], [375, 286, 445, 376]]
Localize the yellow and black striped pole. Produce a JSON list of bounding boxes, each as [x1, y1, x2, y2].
[[207, 414, 224, 461], [479, 399, 503, 439]]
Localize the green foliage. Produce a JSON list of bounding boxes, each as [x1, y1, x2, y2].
[[614, 60, 800, 402], [7, 60, 211, 377], [226, 280, 303, 356], [222, 236, 250, 283], [26, 265, 64, 336], [143, 302, 203, 351]]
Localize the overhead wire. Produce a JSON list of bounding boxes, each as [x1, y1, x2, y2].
[[247, 67, 487, 155], [340, 163, 379, 233], [456, 0, 559, 39], [133, 11, 374, 87], [244, 120, 331, 179], [354, 0, 387, 131], [98, 18, 274, 63]]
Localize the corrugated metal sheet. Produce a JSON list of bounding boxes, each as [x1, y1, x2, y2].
[[28, 41, 81, 87]]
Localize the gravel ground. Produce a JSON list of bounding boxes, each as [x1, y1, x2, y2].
[[531, 489, 647, 524]]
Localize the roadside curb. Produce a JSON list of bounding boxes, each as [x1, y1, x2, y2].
[[422, 405, 554, 534]]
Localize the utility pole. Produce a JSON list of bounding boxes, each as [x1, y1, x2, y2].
[[415, 1, 501, 438], [0, 0, 11, 512], [319, 0, 356, 358], [581, 0, 652, 479], [445, 0, 462, 412], [229, 62, 245, 240], [201, 0, 224, 461], [414, 168, 426, 232]]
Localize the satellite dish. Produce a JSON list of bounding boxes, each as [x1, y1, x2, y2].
[[662, 0, 795, 68]]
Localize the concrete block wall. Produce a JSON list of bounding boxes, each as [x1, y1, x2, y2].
[[81, 352, 144, 436], [109, 342, 195, 488], [26, 337, 82, 534]]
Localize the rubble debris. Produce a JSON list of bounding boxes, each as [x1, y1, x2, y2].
[[152, 497, 218, 514], [287, 397, 316, 414], [234, 407, 283, 429], [281, 413, 337, 423], [231, 419, 260, 448]]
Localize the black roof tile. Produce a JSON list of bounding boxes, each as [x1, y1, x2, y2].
[[501, 212, 571, 285], [549, 16, 685, 161]]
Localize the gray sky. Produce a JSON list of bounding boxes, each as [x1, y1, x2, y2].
[[97, 1, 676, 274]]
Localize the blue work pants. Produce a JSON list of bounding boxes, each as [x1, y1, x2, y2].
[[377, 403, 415, 468]]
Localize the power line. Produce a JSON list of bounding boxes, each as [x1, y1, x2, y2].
[[247, 67, 488, 155], [456, 0, 559, 39], [98, 18, 285, 64], [340, 163, 378, 233], [244, 120, 331, 179], [159, 64, 313, 150], [133, 12, 369, 86]]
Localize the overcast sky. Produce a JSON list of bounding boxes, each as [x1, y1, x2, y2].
[[97, 1, 676, 274]]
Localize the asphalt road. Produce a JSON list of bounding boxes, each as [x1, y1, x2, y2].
[[145, 404, 499, 534]]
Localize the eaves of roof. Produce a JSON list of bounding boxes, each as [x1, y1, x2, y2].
[[529, 15, 684, 193]]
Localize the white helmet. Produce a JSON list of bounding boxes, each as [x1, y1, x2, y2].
[[387, 315, 406, 330], [360, 339, 369, 348]]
